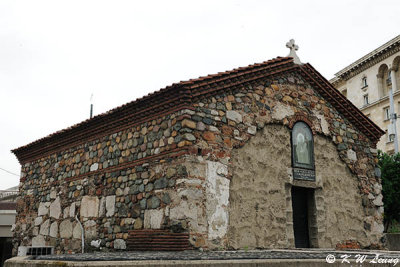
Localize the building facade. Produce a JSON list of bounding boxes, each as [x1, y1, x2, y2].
[[331, 35, 400, 154], [0, 187, 18, 265], [12, 56, 384, 254]]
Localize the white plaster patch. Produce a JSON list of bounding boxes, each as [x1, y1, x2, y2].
[[178, 189, 203, 200], [49, 222, 58, 238], [84, 220, 97, 239], [247, 125, 257, 135], [63, 206, 70, 219], [32, 235, 46, 246], [39, 219, 50, 236], [32, 227, 39, 236], [169, 201, 198, 221], [50, 197, 61, 219], [90, 163, 99, 172], [226, 110, 243, 123], [38, 202, 50, 216], [374, 183, 382, 194], [144, 209, 164, 229], [73, 223, 82, 239], [184, 163, 206, 178], [60, 220, 73, 238], [176, 178, 202, 186], [316, 114, 330, 135], [372, 221, 384, 234], [206, 161, 230, 240], [271, 102, 294, 121], [80, 196, 99, 218], [50, 190, 57, 200], [69, 202, 76, 218], [105, 195, 116, 217], [347, 149, 357, 161], [34, 217, 43, 226], [91, 239, 101, 248], [373, 194, 383, 206], [99, 197, 106, 217]]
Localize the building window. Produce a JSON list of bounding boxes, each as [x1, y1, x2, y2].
[[292, 122, 314, 170], [384, 107, 390, 120], [362, 76, 368, 88], [291, 121, 315, 181], [363, 94, 369, 106]]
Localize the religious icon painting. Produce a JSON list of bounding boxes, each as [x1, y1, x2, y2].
[[291, 121, 315, 181]]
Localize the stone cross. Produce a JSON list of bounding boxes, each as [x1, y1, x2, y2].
[[286, 39, 302, 64]]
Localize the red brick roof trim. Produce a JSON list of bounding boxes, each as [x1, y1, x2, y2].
[[11, 57, 293, 163], [12, 57, 384, 164]]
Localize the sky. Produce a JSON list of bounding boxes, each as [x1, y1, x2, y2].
[[0, 0, 399, 190]]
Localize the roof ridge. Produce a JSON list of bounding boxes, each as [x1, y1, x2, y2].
[[12, 56, 384, 164], [12, 57, 292, 158]]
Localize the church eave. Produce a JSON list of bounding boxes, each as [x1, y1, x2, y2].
[[12, 57, 384, 164]]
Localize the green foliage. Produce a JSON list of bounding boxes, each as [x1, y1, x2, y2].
[[378, 151, 400, 231], [387, 220, 400, 233]]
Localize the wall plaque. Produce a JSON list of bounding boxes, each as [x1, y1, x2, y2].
[[293, 168, 315, 181]]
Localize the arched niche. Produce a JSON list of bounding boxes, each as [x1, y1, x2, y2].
[[392, 56, 400, 91], [377, 64, 390, 98]]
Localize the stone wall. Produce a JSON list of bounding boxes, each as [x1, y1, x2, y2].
[[14, 109, 207, 253], [13, 72, 384, 253], [228, 124, 290, 249], [227, 125, 382, 249]]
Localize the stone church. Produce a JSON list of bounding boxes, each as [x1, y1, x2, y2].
[[12, 43, 385, 254]]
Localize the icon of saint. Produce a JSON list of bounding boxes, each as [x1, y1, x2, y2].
[[296, 133, 309, 164]]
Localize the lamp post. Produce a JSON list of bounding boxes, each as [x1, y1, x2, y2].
[[389, 68, 399, 153], [90, 94, 94, 119]]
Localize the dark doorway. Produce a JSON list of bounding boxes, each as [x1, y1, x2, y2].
[[291, 186, 313, 248], [0, 237, 13, 267]]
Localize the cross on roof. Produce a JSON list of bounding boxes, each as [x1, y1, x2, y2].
[[286, 39, 302, 64], [286, 39, 298, 51]]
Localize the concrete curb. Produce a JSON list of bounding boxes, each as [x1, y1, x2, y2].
[[4, 256, 397, 267]]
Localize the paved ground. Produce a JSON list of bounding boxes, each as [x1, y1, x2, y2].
[[34, 249, 400, 262]]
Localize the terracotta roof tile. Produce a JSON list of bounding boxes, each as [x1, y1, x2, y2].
[[12, 57, 384, 164]]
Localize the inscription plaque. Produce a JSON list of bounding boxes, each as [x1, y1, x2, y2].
[[293, 168, 315, 181]]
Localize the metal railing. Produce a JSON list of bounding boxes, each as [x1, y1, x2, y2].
[[0, 190, 18, 200]]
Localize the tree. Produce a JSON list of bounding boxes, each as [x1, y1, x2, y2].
[[378, 151, 400, 232]]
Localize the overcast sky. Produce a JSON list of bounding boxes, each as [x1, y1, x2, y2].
[[1, 0, 399, 190]]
